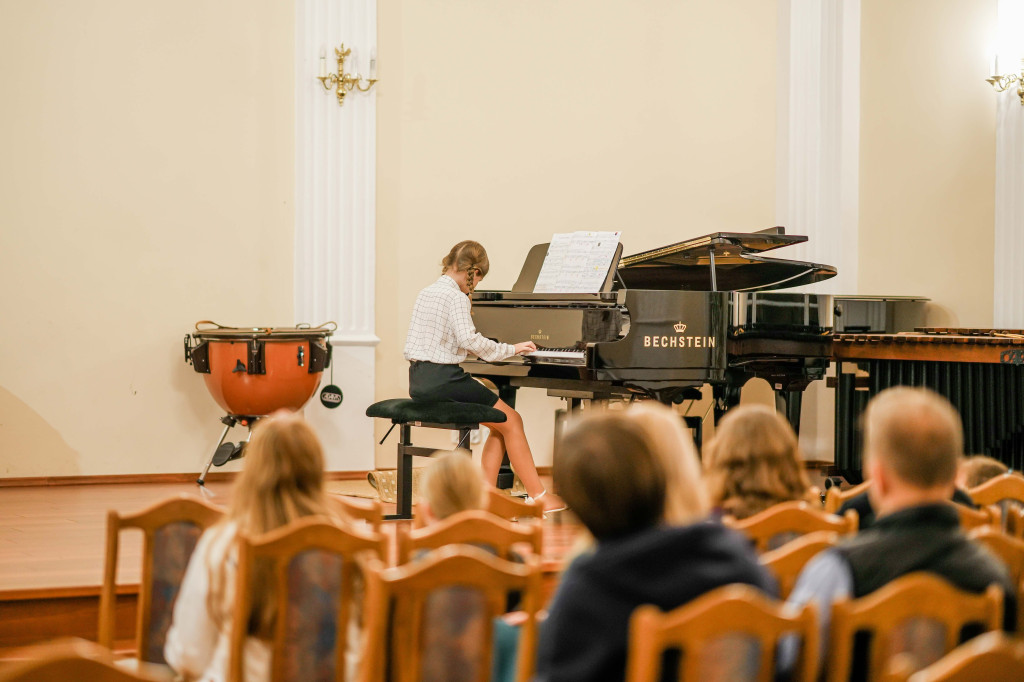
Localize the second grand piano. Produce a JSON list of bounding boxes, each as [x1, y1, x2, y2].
[[463, 227, 836, 433]]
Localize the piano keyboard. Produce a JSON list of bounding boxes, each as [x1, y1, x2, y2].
[[524, 348, 586, 364]]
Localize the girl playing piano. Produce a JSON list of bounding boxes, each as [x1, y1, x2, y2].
[[404, 240, 567, 513]]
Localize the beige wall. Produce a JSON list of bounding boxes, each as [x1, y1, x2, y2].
[[375, 0, 780, 467], [1, 1, 1005, 477], [0, 1, 294, 476], [860, 0, 997, 326]]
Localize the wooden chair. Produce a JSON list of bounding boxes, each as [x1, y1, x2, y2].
[[486, 488, 544, 522], [724, 501, 858, 552], [624, 584, 819, 682], [954, 503, 1001, 532], [230, 516, 387, 682], [824, 480, 872, 514], [968, 474, 1024, 536], [883, 631, 1024, 682], [395, 509, 543, 566], [330, 494, 385, 534], [359, 544, 542, 682], [967, 527, 1024, 631], [0, 639, 164, 682], [826, 572, 1004, 682], [759, 531, 839, 599], [98, 495, 224, 662]]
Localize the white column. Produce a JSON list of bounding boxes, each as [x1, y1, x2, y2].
[[994, 0, 1024, 328], [777, 0, 860, 463], [776, 0, 860, 295], [296, 0, 378, 471]]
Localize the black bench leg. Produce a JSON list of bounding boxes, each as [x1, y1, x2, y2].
[[457, 428, 472, 450], [496, 383, 517, 489], [396, 423, 413, 519]]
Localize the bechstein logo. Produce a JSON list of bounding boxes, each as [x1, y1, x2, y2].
[[643, 322, 716, 349], [530, 329, 550, 341]]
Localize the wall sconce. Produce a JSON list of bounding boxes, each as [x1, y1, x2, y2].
[[986, 57, 1024, 105], [317, 44, 378, 107]]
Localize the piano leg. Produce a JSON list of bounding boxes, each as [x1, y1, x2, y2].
[[495, 382, 517, 490], [775, 389, 803, 434]]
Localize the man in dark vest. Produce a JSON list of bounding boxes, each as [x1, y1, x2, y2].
[[781, 386, 1016, 681]]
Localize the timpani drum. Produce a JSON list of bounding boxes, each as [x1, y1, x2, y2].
[[183, 321, 336, 484], [184, 321, 335, 416]]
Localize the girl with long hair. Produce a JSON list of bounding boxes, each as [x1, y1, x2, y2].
[[703, 403, 816, 520], [165, 411, 339, 682], [404, 240, 566, 513]]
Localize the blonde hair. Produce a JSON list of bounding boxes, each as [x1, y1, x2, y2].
[[864, 387, 963, 489], [421, 451, 486, 520], [703, 404, 813, 520], [206, 411, 335, 638], [441, 240, 489, 291], [625, 402, 709, 525]]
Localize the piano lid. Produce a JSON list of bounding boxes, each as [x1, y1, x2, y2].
[[616, 226, 836, 292]]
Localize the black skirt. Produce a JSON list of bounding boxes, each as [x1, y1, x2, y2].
[[408, 361, 499, 407]]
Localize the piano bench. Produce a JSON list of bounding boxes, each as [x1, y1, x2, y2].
[[365, 399, 507, 520]]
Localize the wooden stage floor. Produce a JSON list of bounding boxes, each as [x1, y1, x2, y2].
[[0, 480, 580, 650]]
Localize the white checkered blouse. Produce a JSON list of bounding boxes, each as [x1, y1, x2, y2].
[[403, 275, 516, 364]]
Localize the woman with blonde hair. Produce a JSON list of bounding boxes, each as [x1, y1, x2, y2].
[[703, 403, 816, 520], [165, 411, 338, 682], [535, 404, 775, 682], [404, 240, 565, 513]]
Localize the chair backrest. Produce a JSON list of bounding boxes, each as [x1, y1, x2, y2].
[[395, 509, 543, 566], [759, 531, 839, 599], [968, 474, 1024, 536], [485, 488, 544, 522], [968, 473, 1024, 507], [824, 480, 872, 514], [967, 527, 1024, 631], [230, 517, 387, 682], [883, 631, 1024, 682], [725, 501, 858, 552], [954, 503, 1001, 532], [624, 584, 819, 682], [330, 494, 385, 534], [98, 495, 224, 662], [826, 572, 1004, 682], [359, 544, 543, 682], [0, 638, 163, 682]]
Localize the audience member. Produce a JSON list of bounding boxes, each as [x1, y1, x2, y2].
[[703, 404, 817, 519], [416, 451, 519, 682], [959, 454, 1010, 490], [418, 450, 487, 523], [783, 387, 1016, 681], [164, 411, 340, 682], [534, 404, 776, 682]]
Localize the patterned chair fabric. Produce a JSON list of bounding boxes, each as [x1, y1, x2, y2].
[[145, 521, 204, 664], [280, 550, 344, 682], [692, 634, 762, 681], [418, 586, 491, 682]]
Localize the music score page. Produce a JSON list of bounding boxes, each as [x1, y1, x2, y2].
[[533, 231, 621, 293]]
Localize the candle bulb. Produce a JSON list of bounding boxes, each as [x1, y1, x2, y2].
[[349, 47, 358, 76], [994, 54, 1000, 78], [319, 48, 327, 78], [369, 49, 377, 79]]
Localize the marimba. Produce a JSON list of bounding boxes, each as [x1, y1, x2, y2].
[[833, 328, 1024, 481]]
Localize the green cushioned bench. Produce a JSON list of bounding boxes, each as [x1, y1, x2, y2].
[[366, 399, 506, 519]]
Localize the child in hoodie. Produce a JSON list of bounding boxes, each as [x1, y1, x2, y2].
[[533, 404, 777, 682]]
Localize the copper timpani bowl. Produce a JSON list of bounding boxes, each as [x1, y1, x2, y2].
[[184, 321, 336, 417]]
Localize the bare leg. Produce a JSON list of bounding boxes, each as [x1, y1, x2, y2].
[[480, 427, 505, 485], [483, 399, 566, 512]]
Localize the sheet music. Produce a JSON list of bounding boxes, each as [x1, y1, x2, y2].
[[533, 231, 621, 293]]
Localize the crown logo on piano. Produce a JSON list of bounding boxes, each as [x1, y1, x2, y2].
[[674, 322, 687, 333]]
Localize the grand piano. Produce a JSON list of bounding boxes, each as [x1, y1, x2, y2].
[[462, 227, 837, 442]]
